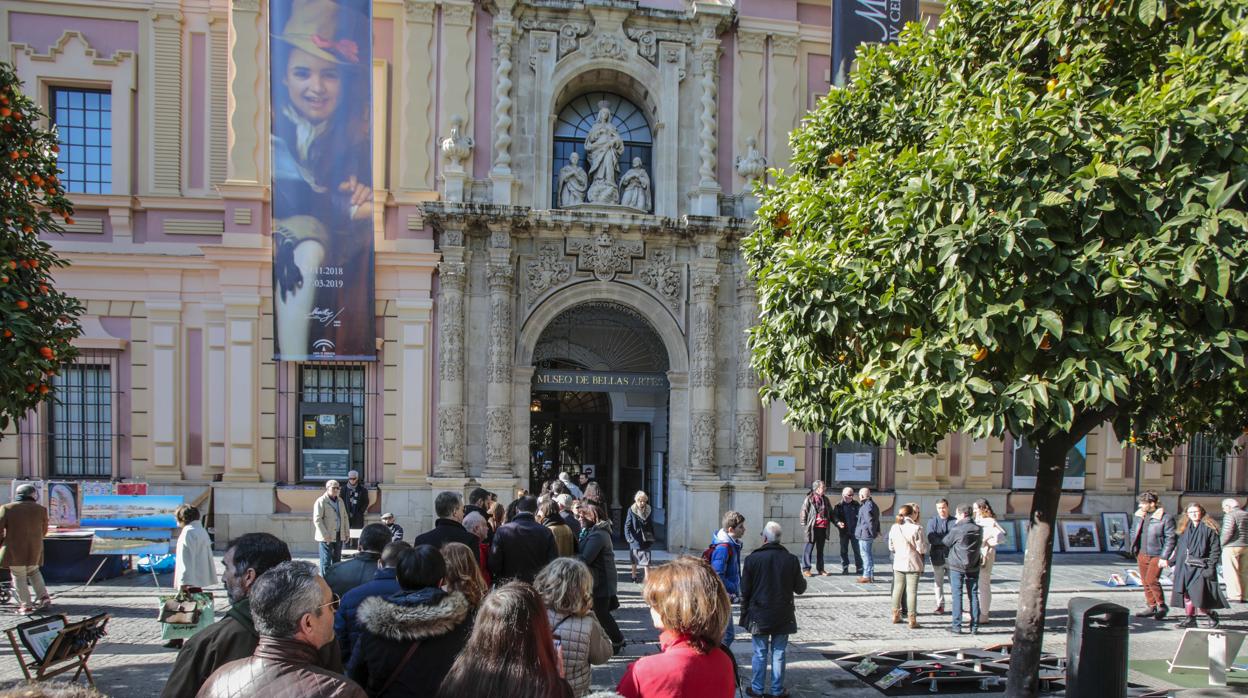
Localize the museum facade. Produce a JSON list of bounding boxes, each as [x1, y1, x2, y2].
[[3, 0, 1244, 553]]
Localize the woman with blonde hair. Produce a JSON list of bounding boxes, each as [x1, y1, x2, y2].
[[442, 542, 488, 609], [534, 558, 614, 696], [624, 490, 656, 583], [1169, 502, 1228, 628], [616, 557, 735, 698], [887, 503, 928, 628]]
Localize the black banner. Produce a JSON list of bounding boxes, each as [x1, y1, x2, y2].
[[832, 0, 919, 85], [270, 0, 376, 360]]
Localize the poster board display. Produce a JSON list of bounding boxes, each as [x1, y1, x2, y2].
[[46, 482, 80, 528], [89, 529, 172, 556], [835, 451, 874, 482], [81, 495, 182, 528], [1012, 436, 1087, 489]]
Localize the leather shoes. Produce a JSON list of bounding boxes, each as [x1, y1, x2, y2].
[[1135, 606, 1158, 618], [934, 605, 944, 614], [1154, 605, 1169, 620], [857, 577, 871, 583], [1204, 612, 1220, 629], [745, 689, 764, 698], [803, 570, 814, 577], [1177, 616, 1197, 629]]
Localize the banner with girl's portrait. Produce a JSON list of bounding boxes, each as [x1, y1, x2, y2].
[[270, 0, 375, 361]]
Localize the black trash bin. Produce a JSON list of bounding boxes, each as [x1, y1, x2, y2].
[[1067, 597, 1128, 698]]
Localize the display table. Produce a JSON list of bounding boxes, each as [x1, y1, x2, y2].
[[42, 533, 124, 584]]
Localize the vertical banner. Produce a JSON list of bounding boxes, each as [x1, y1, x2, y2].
[[270, 0, 376, 361], [832, 0, 919, 86]]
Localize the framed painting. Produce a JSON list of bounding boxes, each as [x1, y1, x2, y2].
[[1060, 519, 1102, 553], [1101, 512, 1132, 554], [996, 520, 1021, 553]]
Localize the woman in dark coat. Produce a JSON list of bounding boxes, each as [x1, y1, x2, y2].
[[1168, 502, 1228, 628], [623, 491, 655, 583]]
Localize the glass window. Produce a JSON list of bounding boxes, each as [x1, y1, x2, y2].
[[820, 438, 879, 486], [1185, 434, 1227, 493], [48, 363, 113, 478], [552, 92, 653, 211], [49, 87, 112, 194], [298, 364, 367, 481]]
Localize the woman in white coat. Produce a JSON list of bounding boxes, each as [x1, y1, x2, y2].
[[973, 499, 1005, 625], [168, 504, 217, 648], [888, 503, 928, 628]]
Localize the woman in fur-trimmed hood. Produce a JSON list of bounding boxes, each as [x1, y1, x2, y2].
[[346, 545, 473, 697]]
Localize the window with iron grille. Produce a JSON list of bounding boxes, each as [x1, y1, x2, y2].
[[820, 438, 880, 487], [298, 364, 366, 481], [47, 363, 113, 478], [1185, 433, 1226, 492], [49, 87, 112, 194]]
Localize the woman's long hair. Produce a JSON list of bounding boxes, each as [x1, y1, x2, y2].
[[441, 542, 487, 608], [1176, 502, 1220, 534], [973, 499, 997, 519], [437, 582, 571, 698], [895, 504, 916, 525]]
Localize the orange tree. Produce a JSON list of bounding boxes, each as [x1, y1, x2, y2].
[[744, 0, 1248, 693], [0, 61, 83, 431]]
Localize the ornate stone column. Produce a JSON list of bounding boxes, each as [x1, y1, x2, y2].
[[689, 241, 720, 475], [435, 224, 469, 477], [690, 24, 722, 216], [490, 0, 519, 204], [484, 226, 515, 477], [735, 271, 762, 479]]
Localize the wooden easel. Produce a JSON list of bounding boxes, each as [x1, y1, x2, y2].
[[4, 613, 110, 687]]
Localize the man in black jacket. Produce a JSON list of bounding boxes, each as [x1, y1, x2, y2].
[[926, 498, 953, 613], [343, 470, 370, 529], [943, 504, 983, 634], [325, 523, 389, 598], [741, 521, 807, 698], [833, 486, 861, 575], [488, 495, 557, 583], [413, 491, 479, 550], [1130, 490, 1176, 619]]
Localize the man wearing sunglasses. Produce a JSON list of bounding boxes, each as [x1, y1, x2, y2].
[[200, 560, 365, 697]]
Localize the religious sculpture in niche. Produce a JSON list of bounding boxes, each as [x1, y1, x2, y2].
[[619, 157, 651, 211], [585, 102, 624, 205], [557, 151, 588, 207]]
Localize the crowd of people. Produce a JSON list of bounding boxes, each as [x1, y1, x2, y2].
[[152, 473, 809, 697]]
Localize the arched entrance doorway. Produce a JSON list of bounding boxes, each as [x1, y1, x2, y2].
[[528, 301, 670, 541]]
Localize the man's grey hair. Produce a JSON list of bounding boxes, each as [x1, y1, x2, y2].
[[435, 490, 463, 518], [842, 486, 854, 496], [324, 479, 339, 491], [556, 493, 573, 510], [762, 521, 783, 543], [249, 561, 325, 638], [811, 480, 824, 491], [1223, 498, 1242, 510]]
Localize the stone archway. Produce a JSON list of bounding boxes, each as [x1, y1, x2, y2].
[[513, 281, 692, 544]]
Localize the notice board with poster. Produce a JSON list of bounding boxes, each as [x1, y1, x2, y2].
[[299, 403, 353, 481]]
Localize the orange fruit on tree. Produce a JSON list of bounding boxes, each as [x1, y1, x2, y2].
[[38, 385, 49, 395], [861, 377, 876, 388], [972, 346, 988, 362], [39, 347, 54, 360], [1039, 333, 1052, 350], [1046, 78, 1059, 92], [15, 300, 28, 310]]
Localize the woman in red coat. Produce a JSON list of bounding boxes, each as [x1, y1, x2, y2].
[[616, 556, 735, 698]]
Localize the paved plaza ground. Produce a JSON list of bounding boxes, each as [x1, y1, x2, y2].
[[0, 551, 1241, 697]]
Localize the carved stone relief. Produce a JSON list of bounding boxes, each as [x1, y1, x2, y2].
[[691, 411, 716, 472], [689, 269, 719, 388], [437, 405, 465, 468], [637, 247, 683, 310], [520, 19, 589, 59], [437, 291, 464, 382], [625, 27, 688, 65], [566, 231, 645, 281], [735, 413, 760, 474], [485, 406, 512, 465], [487, 265, 514, 385], [588, 30, 630, 61], [526, 242, 573, 297]]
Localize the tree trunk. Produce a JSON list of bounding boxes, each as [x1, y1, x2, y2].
[[1005, 435, 1075, 696]]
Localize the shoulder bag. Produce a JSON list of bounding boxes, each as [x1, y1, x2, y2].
[[379, 640, 423, 695]]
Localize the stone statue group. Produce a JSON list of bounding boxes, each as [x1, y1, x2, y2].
[[558, 101, 650, 211]]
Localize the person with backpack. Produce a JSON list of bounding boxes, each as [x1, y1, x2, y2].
[[707, 511, 745, 646]]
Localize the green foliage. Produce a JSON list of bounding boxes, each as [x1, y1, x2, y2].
[[0, 61, 83, 431], [744, 0, 1248, 456]]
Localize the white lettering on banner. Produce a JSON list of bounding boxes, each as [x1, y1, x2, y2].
[[854, 0, 903, 42]]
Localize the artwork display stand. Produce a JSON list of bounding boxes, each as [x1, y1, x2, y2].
[[4, 613, 110, 687], [1169, 628, 1248, 687]]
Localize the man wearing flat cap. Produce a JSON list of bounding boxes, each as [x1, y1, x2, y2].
[[0, 483, 50, 614]]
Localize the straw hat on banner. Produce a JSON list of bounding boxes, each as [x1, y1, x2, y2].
[[274, 0, 366, 66]]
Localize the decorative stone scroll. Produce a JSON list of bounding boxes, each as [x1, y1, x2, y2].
[[567, 231, 645, 281], [638, 247, 683, 310], [625, 27, 689, 65], [519, 19, 589, 59], [526, 242, 573, 296]]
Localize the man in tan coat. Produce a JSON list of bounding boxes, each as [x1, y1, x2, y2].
[[0, 483, 50, 614], [314, 480, 352, 575]]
